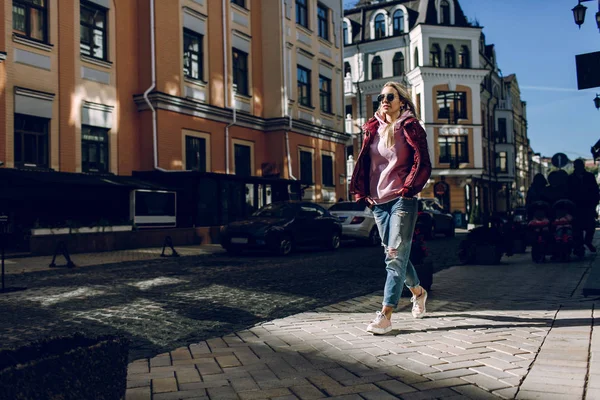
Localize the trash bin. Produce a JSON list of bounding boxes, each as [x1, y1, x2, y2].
[[453, 211, 465, 229]]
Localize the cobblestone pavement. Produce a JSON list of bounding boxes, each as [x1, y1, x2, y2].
[[123, 236, 600, 400], [1, 235, 461, 361]]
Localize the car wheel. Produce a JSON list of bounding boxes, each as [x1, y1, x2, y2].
[[368, 226, 381, 246], [275, 236, 293, 256], [328, 231, 341, 250]]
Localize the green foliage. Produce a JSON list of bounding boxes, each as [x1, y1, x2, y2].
[[468, 206, 481, 225]]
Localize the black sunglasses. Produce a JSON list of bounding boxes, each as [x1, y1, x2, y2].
[[377, 93, 396, 103]]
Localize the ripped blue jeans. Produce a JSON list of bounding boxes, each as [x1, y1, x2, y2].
[[371, 196, 420, 308]]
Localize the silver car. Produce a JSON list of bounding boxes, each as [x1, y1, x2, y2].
[[328, 201, 381, 246]]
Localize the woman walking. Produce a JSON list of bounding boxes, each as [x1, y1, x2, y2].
[[350, 81, 432, 334]]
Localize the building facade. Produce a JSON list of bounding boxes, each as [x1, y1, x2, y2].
[[1, 0, 347, 206], [343, 0, 531, 220]]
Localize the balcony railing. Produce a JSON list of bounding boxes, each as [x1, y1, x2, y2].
[[344, 76, 356, 95]]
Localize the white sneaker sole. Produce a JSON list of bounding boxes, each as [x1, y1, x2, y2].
[[367, 325, 392, 335], [412, 291, 428, 319]]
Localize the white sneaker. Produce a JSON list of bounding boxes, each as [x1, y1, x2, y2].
[[411, 289, 427, 319], [366, 311, 392, 334]]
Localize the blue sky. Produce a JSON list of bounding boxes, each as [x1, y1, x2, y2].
[[343, 0, 600, 160]]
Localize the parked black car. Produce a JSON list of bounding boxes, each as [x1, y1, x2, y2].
[[220, 201, 342, 256], [417, 198, 455, 239]]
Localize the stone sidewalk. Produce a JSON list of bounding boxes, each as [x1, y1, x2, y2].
[[125, 238, 600, 400]]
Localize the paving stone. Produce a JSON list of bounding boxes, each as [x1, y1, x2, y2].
[[400, 388, 462, 400], [433, 360, 485, 371], [176, 368, 201, 384], [423, 368, 477, 381], [516, 390, 582, 399], [153, 390, 208, 400], [152, 377, 178, 394], [126, 386, 152, 400], [359, 389, 400, 400], [238, 388, 294, 400], [453, 384, 503, 400], [289, 384, 327, 399], [492, 387, 519, 400], [413, 377, 469, 390], [461, 373, 511, 391]]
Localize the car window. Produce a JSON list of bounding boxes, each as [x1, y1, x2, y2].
[[298, 205, 323, 218], [252, 203, 295, 218], [328, 202, 364, 212]]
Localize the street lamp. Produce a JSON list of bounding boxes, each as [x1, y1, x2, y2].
[[594, 94, 600, 110], [572, 0, 600, 31]]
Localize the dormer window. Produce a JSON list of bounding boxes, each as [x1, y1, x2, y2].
[[374, 14, 386, 39], [440, 0, 450, 25], [393, 10, 404, 35]]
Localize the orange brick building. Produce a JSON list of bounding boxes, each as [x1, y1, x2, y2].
[[0, 0, 347, 206]]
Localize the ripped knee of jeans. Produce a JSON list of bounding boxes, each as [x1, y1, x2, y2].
[[387, 246, 399, 259]]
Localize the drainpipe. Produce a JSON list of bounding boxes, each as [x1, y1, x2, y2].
[[223, 0, 234, 174], [281, 0, 296, 179], [143, 0, 165, 171]]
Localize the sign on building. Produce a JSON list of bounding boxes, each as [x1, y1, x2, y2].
[[576, 51, 600, 90]]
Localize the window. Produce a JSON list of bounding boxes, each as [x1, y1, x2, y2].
[[317, 3, 329, 41], [496, 118, 507, 143], [497, 151, 507, 172], [393, 52, 404, 76], [459, 45, 470, 68], [444, 45, 455, 68], [437, 91, 467, 123], [183, 29, 203, 81], [344, 62, 351, 77], [371, 56, 382, 79], [440, 0, 450, 25], [82, 125, 109, 173], [13, 0, 48, 42], [374, 14, 386, 39], [414, 47, 419, 68], [231, 0, 245, 7], [392, 10, 404, 35], [299, 150, 313, 184], [14, 113, 49, 168], [438, 135, 469, 166], [430, 44, 441, 67], [319, 75, 331, 114], [234, 143, 252, 177], [416, 93, 421, 118], [80, 2, 108, 60], [296, 0, 308, 28], [345, 104, 352, 118], [322, 154, 334, 187], [297, 66, 311, 107], [343, 21, 350, 45], [232, 48, 249, 96], [185, 136, 207, 172]]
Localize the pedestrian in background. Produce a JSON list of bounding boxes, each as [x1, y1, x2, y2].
[[568, 159, 599, 253], [526, 173, 549, 220], [349, 81, 432, 335]]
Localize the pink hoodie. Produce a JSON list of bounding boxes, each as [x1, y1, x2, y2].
[[369, 111, 428, 204]]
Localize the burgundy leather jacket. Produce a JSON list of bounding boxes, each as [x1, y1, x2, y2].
[[349, 115, 432, 202]]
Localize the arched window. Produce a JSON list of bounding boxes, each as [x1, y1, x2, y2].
[[343, 21, 350, 45], [344, 61, 351, 77], [440, 0, 450, 25], [444, 45, 456, 68], [414, 47, 419, 68], [393, 10, 404, 35], [459, 45, 470, 68], [393, 52, 404, 76], [374, 14, 386, 39], [371, 56, 383, 79], [430, 44, 441, 67]]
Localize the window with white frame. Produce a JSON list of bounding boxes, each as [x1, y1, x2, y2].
[[296, 0, 308, 28], [13, 0, 48, 42], [343, 21, 350, 45], [392, 10, 404, 35], [440, 0, 450, 25], [430, 44, 441, 67], [371, 56, 382, 79], [393, 52, 404, 76], [297, 66, 312, 107], [232, 48, 249, 96], [444, 45, 456, 68], [234, 141, 253, 177], [374, 14, 386, 39], [319, 75, 332, 114], [185, 135, 207, 172], [459, 45, 470, 68]]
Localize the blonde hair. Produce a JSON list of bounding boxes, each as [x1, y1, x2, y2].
[[377, 81, 419, 148]]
